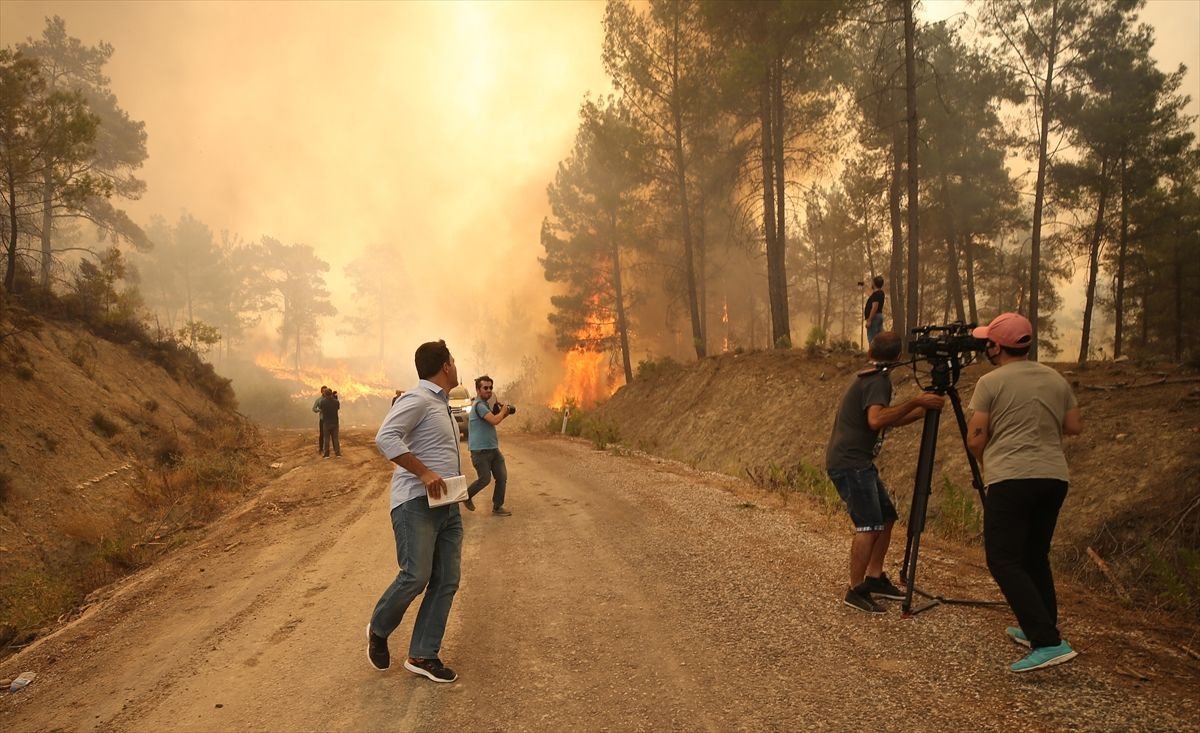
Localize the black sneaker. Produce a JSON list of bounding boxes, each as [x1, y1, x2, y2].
[[404, 656, 458, 683], [863, 572, 906, 600], [464, 497, 476, 512], [844, 586, 886, 614], [493, 506, 512, 516], [367, 624, 389, 671]]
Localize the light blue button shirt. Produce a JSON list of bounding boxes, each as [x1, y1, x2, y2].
[[375, 379, 462, 509]]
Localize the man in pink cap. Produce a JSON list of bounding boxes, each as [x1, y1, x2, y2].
[[967, 312, 1083, 673]]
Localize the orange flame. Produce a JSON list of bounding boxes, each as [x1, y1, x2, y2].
[[549, 298, 622, 410], [722, 298, 730, 353], [253, 352, 394, 402]]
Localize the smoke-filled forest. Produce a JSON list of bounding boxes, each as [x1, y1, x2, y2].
[[1, 1, 1198, 419]]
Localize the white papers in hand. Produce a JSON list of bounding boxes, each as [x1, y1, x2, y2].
[[427, 474, 469, 507]]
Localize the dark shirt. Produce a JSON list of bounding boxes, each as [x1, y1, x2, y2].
[[825, 370, 892, 470], [318, 395, 341, 423], [864, 290, 884, 319]]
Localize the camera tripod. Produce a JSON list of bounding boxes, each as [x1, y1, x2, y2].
[[898, 357, 1004, 616]]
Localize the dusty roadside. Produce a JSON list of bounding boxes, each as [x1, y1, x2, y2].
[[1, 430, 1197, 731]]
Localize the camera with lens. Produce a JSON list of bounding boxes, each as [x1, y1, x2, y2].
[[908, 321, 987, 360], [491, 402, 516, 415]]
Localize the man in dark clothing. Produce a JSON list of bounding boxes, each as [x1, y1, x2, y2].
[[319, 390, 341, 458], [825, 331, 944, 613], [863, 275, 885, 346], [313, 386, 329, 454]]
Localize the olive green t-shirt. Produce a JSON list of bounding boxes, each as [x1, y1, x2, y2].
[[968, 360, 1078, 486]]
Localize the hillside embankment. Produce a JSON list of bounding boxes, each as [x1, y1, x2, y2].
[[0, 310, 263, 651], [595, 349, 1200, 615]]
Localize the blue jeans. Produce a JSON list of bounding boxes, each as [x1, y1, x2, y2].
[[370, 497, 463, 658], [828, 464, 898, 532], [866, 313, 885, 346], [466, 448, 508, 509]]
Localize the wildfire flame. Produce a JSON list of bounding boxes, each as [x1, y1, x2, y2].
[[549, 298, 622, 410], [722, 298, 730, 353], [253, 352, 394, 402]]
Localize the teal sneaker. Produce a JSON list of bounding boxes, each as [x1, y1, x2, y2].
[[1010, 641, 1077, 673], [1006, 626, 1031, 648]]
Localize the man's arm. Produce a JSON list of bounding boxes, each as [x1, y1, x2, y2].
[[481, 403, 512, 426], [1062, 407, 1082, 436], [391, 451, 447, 499], [865, 300, 880, 323], [867, 392, 945, 431], [966, 410, 989, 463], [375, 395, 446, 498]]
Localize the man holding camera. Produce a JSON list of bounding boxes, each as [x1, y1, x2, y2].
[[967, 313, 1082, 673], [463, 375, 513, 516], [826, 331, 945, 613], [863, 275, 886, 346]]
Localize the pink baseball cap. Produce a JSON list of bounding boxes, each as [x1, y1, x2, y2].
[[973, 312, 1033, 348]]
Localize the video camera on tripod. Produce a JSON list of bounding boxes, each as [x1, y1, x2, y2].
[[895, 321, 1005, 616], [908, 322, 988, 361]]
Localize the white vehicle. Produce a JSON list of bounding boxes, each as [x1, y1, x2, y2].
[[448, 385, 472, 441]]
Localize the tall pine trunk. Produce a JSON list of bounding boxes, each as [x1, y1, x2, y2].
[[902, 0, 920, 337], [1114, 155, 1129, 358], [40, 169, 53, 290], [1078, 157, 1110, 364], [964, 232, 979, 324], [610, 212, 633, 384], [772, 53, 789, 347], [4, 168, 19, 294], [1029, 0, 1060, 360], [888, 126, 906, 337], [760, 67, 787, 349]]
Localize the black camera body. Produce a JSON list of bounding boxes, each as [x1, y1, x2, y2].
[[491, 402, 516, 416], [908, 321, 986, 359]]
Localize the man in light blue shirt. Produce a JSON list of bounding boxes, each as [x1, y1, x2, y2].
[[366, 340, 464, 684], [464, 374, 514, 515]]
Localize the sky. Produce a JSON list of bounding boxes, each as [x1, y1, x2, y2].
[[1, 0, 1197, 380]]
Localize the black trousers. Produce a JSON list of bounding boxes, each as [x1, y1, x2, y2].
[[984, 478, 1069, 649]]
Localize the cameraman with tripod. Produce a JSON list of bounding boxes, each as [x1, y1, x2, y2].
[[967, 313, 1082, 673], [826, 332, 945, 613]]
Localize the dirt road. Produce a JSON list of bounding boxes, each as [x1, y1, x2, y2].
[[2, 430, 1197, 732]]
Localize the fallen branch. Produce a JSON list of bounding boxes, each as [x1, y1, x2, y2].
[[1087, 546, 1132, 602], [1181, 644, 1200, 662], [1116, 665, 1152, 682]]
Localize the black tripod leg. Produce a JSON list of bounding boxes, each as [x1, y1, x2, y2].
[[901, 406, 942, 615], [946, 386, 985, 502]]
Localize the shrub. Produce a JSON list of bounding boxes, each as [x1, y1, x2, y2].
[[635, 356, 681, 381], [929, 475, 983, 541], [804, 327, 826, 356], [15, 364, 34, 380], [546, 401, 586, 436], [143, 398, 160, 412], [584, 418, 621, 450], [745, 460, 841, 513], [91, 412, 120, 438], [154, 432, 184, 468], [0, 471, 11, 505]]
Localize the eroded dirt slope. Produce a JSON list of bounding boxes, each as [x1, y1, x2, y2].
[[596, 351, 1200, 601]]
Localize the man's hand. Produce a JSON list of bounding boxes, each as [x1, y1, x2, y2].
[[420, 470, 446, 499], [916, 392, 946, 411]]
